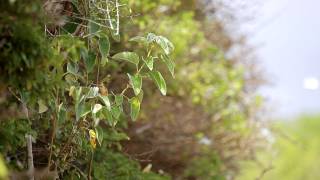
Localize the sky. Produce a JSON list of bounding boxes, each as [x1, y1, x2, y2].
[[244, 0, 320, 118]]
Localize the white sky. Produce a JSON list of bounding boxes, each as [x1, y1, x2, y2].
[[246, 0, 320, 118]]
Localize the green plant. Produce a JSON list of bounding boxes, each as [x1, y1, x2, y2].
[[0, 0, 174, 179], [0, 0, 264, 179]]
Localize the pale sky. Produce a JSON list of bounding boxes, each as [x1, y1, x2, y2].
[[248, 0, 320, 118]]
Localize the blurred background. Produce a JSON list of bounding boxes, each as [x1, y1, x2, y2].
[[249, 0, 320, 118], [235, 0, 320, 179]]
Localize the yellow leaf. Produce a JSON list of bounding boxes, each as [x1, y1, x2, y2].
[[38, 99, 48, 113], [89, 129, 96, 149]]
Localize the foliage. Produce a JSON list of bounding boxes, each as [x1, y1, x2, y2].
[[0, 155, 8, 180], [0, 0, 264, 179], [238, 115, 320, 180], [92, 149, 170, 180], [120, 0, 264, 179], [0, 0, 173, 179]]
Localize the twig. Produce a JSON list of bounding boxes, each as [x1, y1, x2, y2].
[[255, 163, 273, 180], [87, 151, 94, 180], [115, 0, 120, 35], [48, 89, 59, 169], [106, 0, 114, 30], [26, 134, 34, 180]]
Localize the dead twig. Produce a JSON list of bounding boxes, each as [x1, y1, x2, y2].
[[26, 134, 34, 180]]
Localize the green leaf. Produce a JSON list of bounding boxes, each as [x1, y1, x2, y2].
[[89, 21, 100, 35], [85, 51, 96, 73], [101, 57, 109, 67], [86, 87, 99, 99], [147, 33, 157, 43], [111, 31, 120, 42], [155, 36, 174, 55], [143, 56, 154, 71], [127, 73, 142, 95], [75, 87, 82, 103], [137, 90, 144, 102], [76, 101, 91, 121], [129, 97, 140, 121], [112, 52, 139, 65], [101, 107, 116, 126], [81, 49, 96, 73], [99, 95, 111, 110], [57, 103, 66, 125], [38, 99, 48, 113], [99, 36, 110, 58], [67, 62, 79, 75], [95, 127, 104, 146], [129, 36, 147, 44], [146, 33, 174, 54], [161, 54, 175, 77], [114, 95, 123, 106], [111, 106, 121, 119], [149, 71, 167, 95]]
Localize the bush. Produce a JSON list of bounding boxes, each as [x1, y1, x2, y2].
[[0, 0, 264, 179]]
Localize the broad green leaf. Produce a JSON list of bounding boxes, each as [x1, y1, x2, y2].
[[146, 33, 174, 54], [114, 95, 123, 106], [137, 90, 144, 102], [112, 52, 139, 65], [129, 36, 147, 44], [143, 56, 154, 71], [92, 104, 102, 114], [112, 34, 120, 42], [75, 87, 82, 103], [92, 111, 100, 127], [101, 57, 108, 67], [147, 33, 157, 43], [84, 51, 96, 73], [99, 95, 111, 110], [111, 27, 121, 42], [155, 36, 174, 55], [38, 99, 48, 113], [99, 36, 110, 58], [89, 21, 100, 35], [76, 101, 91, 121], [81, 49, 96, 73], [67, 62, 79, 75], [111, 31, 120, 42], [127, 73, 142, 95], [102, 107, 116, 126], [149, 71, 167, 95], [57, 103, 66, 125], [111, 106, 121, 119], [95, 127, 104, 146], [130, 97, 140, 121], [160, 54, 175, 77], [86, 87, 99, 98]]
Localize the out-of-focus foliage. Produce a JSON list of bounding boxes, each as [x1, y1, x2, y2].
[[0, 0, 264, 179], [0, 155, 8, 180], [93, 149, 170, 180], [238, 115, 320, 180], [121, 0, 265, 179]]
